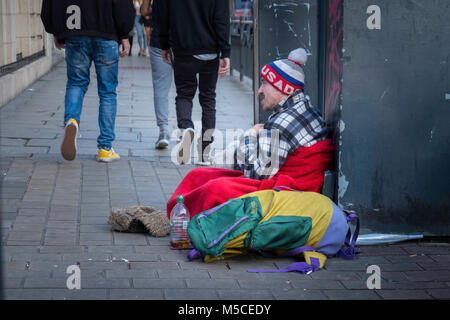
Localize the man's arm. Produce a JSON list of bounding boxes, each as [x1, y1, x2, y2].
[[213, 0, 231, 59], [155, 0, 170, 51], [40, 0, 53, 35], [235, 126, 290, 180], [112, 0, 136, 40], [154, 0, 173, 65]]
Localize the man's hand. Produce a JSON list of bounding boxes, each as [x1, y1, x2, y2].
[[54, 37, 65, 50], [219, 57, 230, 78], [250, 124, 265, 135], [120, 39, 130, 57], [162, 49, 174, 66]]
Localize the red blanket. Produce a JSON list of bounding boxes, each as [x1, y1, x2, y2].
[[167, 138, 334, 219]]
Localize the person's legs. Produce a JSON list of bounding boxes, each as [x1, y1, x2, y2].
[[173, 56, 199, 130], [173, 56, 200, 164], [145, 27, 152, 53], [62, 37, 93, 160], [198, 58, 220, 160], [150, 46, 172, 148], [135, 15, 146, 55], [64, 37, 92, 125], [128, 35, 133, 56], [92, 38, 119, 158]]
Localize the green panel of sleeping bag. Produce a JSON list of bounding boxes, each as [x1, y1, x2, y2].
[[187, 197, 263, 257], [245, 216, 312, 251]]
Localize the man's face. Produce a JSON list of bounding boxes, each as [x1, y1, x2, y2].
[[258, 78, 288, 112]]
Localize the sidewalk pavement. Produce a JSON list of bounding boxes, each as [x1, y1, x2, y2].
[[1, 48, 449, 300]]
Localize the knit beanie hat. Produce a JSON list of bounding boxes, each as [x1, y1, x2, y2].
[[260, 48, 308, 95]]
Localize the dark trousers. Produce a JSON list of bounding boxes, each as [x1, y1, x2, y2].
[[173, 55, 220, 150]]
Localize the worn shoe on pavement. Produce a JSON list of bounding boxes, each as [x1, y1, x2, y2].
[[155, 130, 170, 149], [97, 148, 120, 163], [176, 128, 195, 165], [61, 118, 79, 161], [195, 139, 212, 166]]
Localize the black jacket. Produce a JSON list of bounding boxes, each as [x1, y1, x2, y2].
[[156, 0, 231, 58], [41, 0, 135, 42]]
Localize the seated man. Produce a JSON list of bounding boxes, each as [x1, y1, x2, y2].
[[167, 48, 334, 219]]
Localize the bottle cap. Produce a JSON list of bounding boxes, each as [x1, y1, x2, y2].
[[177, 195, 184, 203]]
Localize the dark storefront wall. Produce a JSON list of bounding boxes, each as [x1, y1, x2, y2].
[[255, 0, 450, 235], [339, 0, 450, 235]]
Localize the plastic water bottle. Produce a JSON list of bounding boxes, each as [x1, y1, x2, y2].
[[169, 195, 191, 249]]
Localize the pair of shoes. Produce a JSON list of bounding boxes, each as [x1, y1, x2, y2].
[[155, 130, 170, 149], [108, 206, 170, 237], [61, 118, 79, 161], [97, 148, 120, 163], [60, 119, 120, 163], [176, 128, 195, 165]]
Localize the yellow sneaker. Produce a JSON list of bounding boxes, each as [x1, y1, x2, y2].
[[97, 148, 120, 163], [61, 118, 78, 161]]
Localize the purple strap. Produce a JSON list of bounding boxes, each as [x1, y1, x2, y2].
[[207, 216, 250, 249], [187, 249, 202, 261], [258, 246, 316, 258], [274, 186, 304, 192], [197, 199, 233, 219], [337, 212, 360, 260], [248, 257, 320, 274]]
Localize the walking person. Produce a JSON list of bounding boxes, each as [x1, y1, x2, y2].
[[41, 0, 135, 162], [156, 0, 231, 165], [142, 1, 153, 52], [134, 0, 147, 56], [141, 0, 172, 149]]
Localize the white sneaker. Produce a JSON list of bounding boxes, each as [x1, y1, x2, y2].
[[176, 128, 195, 165]]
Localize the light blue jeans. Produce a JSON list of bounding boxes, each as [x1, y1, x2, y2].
[[135, 15, 146, 51], [64, 37, 119, 151], [150, 46, 173, 132]]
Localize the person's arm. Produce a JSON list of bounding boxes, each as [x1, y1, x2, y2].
[[41, 0, 65, 49], [156, 0, 170, 51], [112, 0, 136, 40], [214, 0, 231, 59], [235, 126, 290, 180], [155, 0, 173, 65], [214, 0, 231, 76], [40, 0, 54, 35]]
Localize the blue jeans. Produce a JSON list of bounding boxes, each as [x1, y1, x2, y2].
[[150, 46, 173, 132], [135, 15, 146, 51], [64, 37, 119, 151]]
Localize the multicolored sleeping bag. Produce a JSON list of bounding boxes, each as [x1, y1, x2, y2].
[[187, 187, 359, 274]]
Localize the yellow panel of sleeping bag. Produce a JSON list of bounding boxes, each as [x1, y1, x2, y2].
[[240, 190, 333, 270], [241, 190, 333, 247], [304, 251, 327, 269]]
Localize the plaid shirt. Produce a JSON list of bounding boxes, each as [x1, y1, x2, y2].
[[235, 91, 328, 180]]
